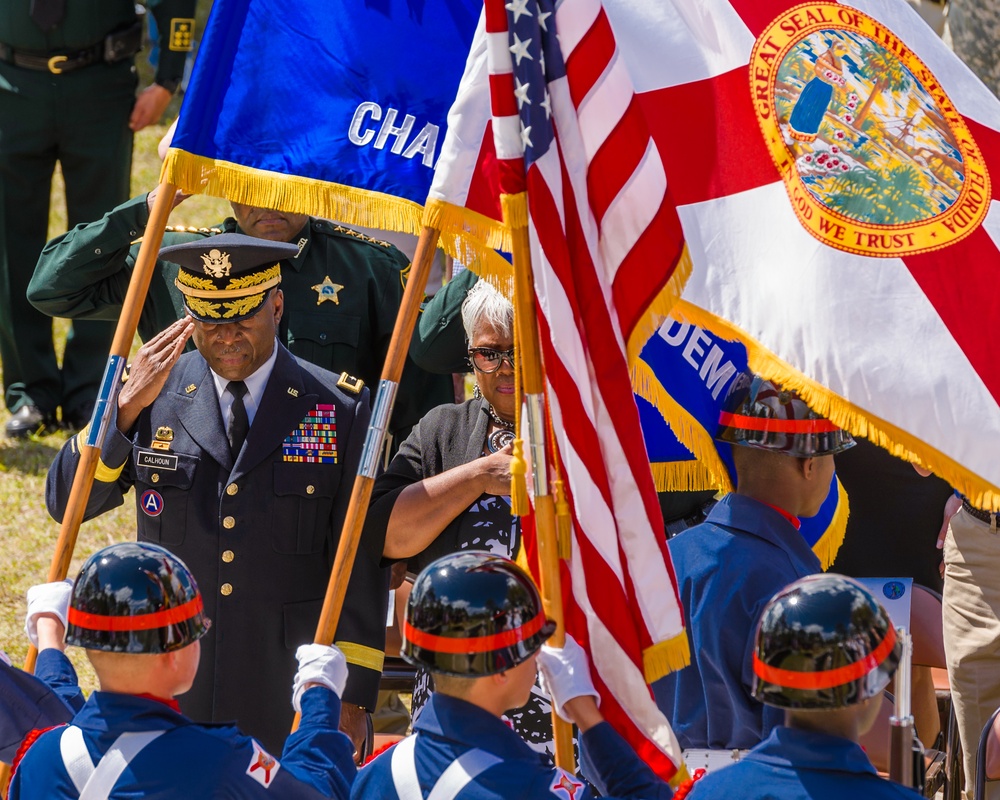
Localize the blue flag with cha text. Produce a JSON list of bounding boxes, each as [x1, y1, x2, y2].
[[164, 0, 480, 232]]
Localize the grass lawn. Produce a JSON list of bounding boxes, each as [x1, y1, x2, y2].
[[0, 116, 230, 689]]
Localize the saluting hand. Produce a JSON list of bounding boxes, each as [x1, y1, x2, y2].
[[117, 317, 195, 432]]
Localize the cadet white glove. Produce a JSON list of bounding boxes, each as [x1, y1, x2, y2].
[[292, 643, 348, 712], [536, 635, 600, 722], [25, 580, 73, 648]]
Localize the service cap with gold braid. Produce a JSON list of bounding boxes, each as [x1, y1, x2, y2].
[[159, 234, 299, 323]]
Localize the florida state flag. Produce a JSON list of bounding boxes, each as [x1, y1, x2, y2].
[[620, 0, 1000, 507]]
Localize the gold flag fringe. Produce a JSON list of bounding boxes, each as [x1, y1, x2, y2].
[[163, 150, 424, 234], [631, 358, 733, 492], [553, 480, 572, 559], [673, 300, 1000, 512], [649, 461, 721, 493], [811, 478, 850, 570], [625, 245, 693, 370], [162, 149, 516, 284], [643, 630, 691, 683]]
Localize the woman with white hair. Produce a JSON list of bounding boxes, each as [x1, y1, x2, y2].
[[365, 279, 559, 757]]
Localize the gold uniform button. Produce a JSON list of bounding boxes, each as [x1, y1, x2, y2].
[[226, 483, 239, 496], [220, 583, 233, 596], [222, 550, 235, 563], [151, 473, 160, 483], [306, 484, 315, 495], [223, 516, 236, 529]]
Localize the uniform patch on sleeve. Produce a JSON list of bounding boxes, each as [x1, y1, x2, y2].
[[246, 739, 281, 788], [282, 404, 337, 463], [549, 769, 584, 800], [169, 19, 195, 51]]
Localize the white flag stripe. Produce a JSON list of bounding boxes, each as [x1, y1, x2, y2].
[[426, 12, 489, 207], [553, 0, 602, 60], [492, 114, 524, 160], [571, 551, 684, 763], [602, 0, 754, 91], [487, 30, 513, 75], [598, 140, 668, 282], [576, 53, 632, 163]]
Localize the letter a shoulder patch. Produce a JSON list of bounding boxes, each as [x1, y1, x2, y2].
[[246, 739, 281, 788]]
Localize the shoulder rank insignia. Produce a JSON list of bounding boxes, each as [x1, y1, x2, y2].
[[151, 426, 174, 451], [311, 275, 344, 306], [337, 372, 364, 394]]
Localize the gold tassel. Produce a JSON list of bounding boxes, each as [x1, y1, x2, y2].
[[642, 631, 691, 682], [510, 438, 530, 516], [554, 479, 572, 558]]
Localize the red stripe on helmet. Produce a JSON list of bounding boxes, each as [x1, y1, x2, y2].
[[719, 412, 841, 434], [68, 595, 204, 632], [404, 610, 548, 655], [753, 625, 897, 690]]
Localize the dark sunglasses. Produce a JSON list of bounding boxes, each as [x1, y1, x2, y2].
[[468, 347, 516, 373]]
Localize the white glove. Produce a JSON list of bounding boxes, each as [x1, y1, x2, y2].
[[536, 635, 600, 722], [292, 643, 348, 712], [25, 580, 73, 648]]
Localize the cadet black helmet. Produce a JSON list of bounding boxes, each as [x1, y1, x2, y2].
[[716, 373, 854, 457], [402, 551, 556, 677], [66, 542, 211, 654], [752, 573, 901, 709]]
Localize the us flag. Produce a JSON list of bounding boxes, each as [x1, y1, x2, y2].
[[482, 0, 690, 782]]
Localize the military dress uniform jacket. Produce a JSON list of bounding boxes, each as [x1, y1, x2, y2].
[[686, 727, 925, 800], [28, 195, 453, 435], [652, 494, 822, 751], [352, 693, 673, 800], [45, 343, 388, 753], [9, 651, 356, 800]]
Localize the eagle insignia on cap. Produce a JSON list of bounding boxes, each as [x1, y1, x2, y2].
[[200, 249, 232, 278]]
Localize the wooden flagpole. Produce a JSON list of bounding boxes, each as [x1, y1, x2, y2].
[[0, 182, 177, 788], [509, 225, 576, 771], [293, 225, 441, 730]]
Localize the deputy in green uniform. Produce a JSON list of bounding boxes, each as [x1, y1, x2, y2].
[[28, 189, 454, 439], [0, 0, 195, 437]]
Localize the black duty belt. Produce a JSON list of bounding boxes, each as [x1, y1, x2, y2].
[[0, 20, 141, 75], [962, 498, 998, 526]]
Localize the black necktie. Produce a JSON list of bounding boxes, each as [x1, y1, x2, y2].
[[227, 381, 249, 461], [30, 0, 66, 32]]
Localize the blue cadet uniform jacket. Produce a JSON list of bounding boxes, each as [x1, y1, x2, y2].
[[0, 649, 82, 763], [44, 343, 389, 754], [9, 650, 355, 799], [352, 693, 673, 800], [653, 494, 821, 750], [687, 726, 925, 800]]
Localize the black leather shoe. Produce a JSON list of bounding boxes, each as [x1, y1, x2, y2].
[[5, 405, 54, 439]]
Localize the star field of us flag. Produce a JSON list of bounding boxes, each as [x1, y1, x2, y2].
[[465, 0, 690, 784], [161, 0, 479, 238], [630, 0, 1000, 509]]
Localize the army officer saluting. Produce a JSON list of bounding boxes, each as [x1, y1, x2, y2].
[[45, 235, 388, 757]]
